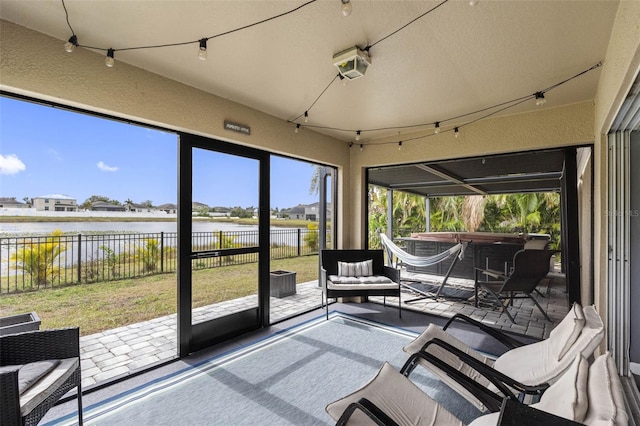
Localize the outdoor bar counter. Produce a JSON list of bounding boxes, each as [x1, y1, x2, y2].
[[402, 232, 537, 280]]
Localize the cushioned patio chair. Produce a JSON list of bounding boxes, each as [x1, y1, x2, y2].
[[402, 303, 604, 412], [321, 249, 401, 319], [0, 328, 83, 426], [326, 352, 628, 426], [474, 249, 556, 323]]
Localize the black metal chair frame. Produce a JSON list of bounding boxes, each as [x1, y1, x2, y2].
[[1, 328, 83, 426], [474, 249, 555, 323]]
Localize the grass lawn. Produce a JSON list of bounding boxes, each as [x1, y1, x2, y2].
[[0, 255, 318, 335]]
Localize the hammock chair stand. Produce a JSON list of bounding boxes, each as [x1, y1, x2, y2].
[[380, 233, 468, 302]]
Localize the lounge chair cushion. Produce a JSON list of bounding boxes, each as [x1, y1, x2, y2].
[[326, 362, 464, 426], [549, 303, 585, 361], [338, 260, 373, 277], [493, 305, 602, 387], [19, 358, 79, 417], [583, 353, 629, 426], [469, 355, 589, 426], [532, 354, 589, 421], [0, 360, 62, 395]]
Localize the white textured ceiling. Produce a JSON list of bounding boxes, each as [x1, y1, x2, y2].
[[0, 0, 619, 143]]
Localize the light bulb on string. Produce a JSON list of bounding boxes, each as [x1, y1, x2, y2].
[[469, 0, 479, 5], [64, 35, 78, 53], [535, 92, 547, 106], [434, 122, 440, 134], [105, 48, 115, 67], [341, 0, 352, 16], [454, 127, 460, 138], [398, 141, 402, 150], [355, 131, 361, 141], [198, 39, 207, 61], [359, 144, 363, 152], [339, 74, 348, 86], [294, 123, 300, 133], [304, 111, 309, 123]]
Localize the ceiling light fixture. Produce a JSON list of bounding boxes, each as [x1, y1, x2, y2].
[[198, 38, 208, 61], [333, 46, 371, 81], [64, 35, 78, 53], [341, 0, 352, 16], [105, 48, 115, 67], [535, 92, 547, 106]]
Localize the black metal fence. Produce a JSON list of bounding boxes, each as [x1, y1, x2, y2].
[[0, 228, 320, 293]]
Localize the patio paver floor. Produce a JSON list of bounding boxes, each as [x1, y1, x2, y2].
[[79, 271, 569, 388]]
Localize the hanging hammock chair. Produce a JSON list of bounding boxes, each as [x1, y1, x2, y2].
[[380, 233, 468, 300]]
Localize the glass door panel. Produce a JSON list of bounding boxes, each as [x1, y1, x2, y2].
[[189, 147, 261, 350]]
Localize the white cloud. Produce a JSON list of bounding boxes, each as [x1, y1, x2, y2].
[[97, 161, 119, 172], [0, 154, 26, 175]]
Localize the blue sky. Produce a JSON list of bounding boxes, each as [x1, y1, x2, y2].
[[0, 97, 319, 209]]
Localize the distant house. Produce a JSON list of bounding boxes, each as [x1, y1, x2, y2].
[[157, 203, 177, 214], [32, 194, 78, 212], [91, 201, 126, 212], [281, 203, 320, 221], [125, 203, 155, 213], [0, 197, 28, 208]]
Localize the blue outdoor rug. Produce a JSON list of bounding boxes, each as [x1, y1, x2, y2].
[[47, 312, 482, 425]]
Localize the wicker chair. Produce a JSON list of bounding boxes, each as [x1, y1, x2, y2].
[[0, 328, 83, 426]]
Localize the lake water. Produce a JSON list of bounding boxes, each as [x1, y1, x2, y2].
[[0, 221, 268, 235]]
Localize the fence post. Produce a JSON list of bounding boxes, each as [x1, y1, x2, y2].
[[218, 231, 223, 267], [77, 233, 82, 283], [160, 232, 164, 273], [297, 228, 301, 256]]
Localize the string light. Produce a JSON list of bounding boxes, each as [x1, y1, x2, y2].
[[360, 144, 363, 152], [294, 123, 300, 133], [341, 0, 352, 16], [64, 35, 78, 52], [304, 111, 309, 123], [454, 127, 460, 138], [105, 48, 115, 67], [198, 38, 208, 61], [57, 0, 601, 150], [398, 141, 402, 150], [349, 142, 353, 148]]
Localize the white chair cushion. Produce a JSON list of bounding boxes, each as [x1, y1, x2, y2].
[[20, 357, 79, 417], [494, 304, 603, 387], [326, 362, 464, 426], [583, 353, 629, 426], [549, 303, 585, 361], [532, 354, 589, 422], [328, 275, 396, 290], [467, 412, 499, 426], [338, 260, 374, 277]]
